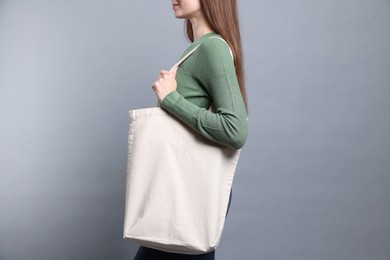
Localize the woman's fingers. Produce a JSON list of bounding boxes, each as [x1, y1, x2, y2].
[[152, 70, 177, 103], [160, 70, 170, 75], [157, 70, 173, 81]]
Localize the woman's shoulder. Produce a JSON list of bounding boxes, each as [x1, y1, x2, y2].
[[198, 34, 232, 57], [195, 34, 233, 63]]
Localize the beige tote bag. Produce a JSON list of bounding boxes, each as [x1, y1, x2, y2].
[[123, 40, 241, 254]]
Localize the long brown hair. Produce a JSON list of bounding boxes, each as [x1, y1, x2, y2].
[[185, 0, 248, 111]]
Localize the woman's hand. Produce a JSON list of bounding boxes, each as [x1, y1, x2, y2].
[[152, 68, 178, 103]]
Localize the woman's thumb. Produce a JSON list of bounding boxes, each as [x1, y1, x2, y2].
[[171, 67, 178, 77]]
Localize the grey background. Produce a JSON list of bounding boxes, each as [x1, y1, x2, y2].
[[0, 0, 389, 259]]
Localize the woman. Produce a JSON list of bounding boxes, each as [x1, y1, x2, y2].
[[134, 0, 248, 259]]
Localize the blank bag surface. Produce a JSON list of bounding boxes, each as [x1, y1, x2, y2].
[[123, 107, 241, 254]]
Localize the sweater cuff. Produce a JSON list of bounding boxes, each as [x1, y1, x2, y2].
[[161, 91, 181, 109], [160, 91, 198, 129]]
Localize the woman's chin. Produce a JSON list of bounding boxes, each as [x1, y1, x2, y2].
[[173, 10, 187, 19], [173, 13, 184, 19]]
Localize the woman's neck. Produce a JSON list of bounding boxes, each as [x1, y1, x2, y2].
[[189, 17, 214, 41]]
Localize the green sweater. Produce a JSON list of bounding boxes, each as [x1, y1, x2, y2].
[[161, 32, 248, 149]]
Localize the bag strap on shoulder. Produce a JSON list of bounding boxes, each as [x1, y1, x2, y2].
[[207, 36, 234, 61], [169, 35, 233, 72], [170, 44, 201, 72]]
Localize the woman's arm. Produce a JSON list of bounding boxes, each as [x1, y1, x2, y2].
[[159, 39, 248, 149]]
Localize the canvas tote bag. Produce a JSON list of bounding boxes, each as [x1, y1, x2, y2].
[[123, 39, 241, 254]]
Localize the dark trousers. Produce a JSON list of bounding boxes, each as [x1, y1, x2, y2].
[[133, 190, 232, 260], [134, 247, 215, 260]]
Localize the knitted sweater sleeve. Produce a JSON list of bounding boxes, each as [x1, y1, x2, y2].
[[161, 39, 248, 149]]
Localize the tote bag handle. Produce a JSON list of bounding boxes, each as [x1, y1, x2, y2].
[[170, 44, 201, 72], [170, 35, 233, 72]]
